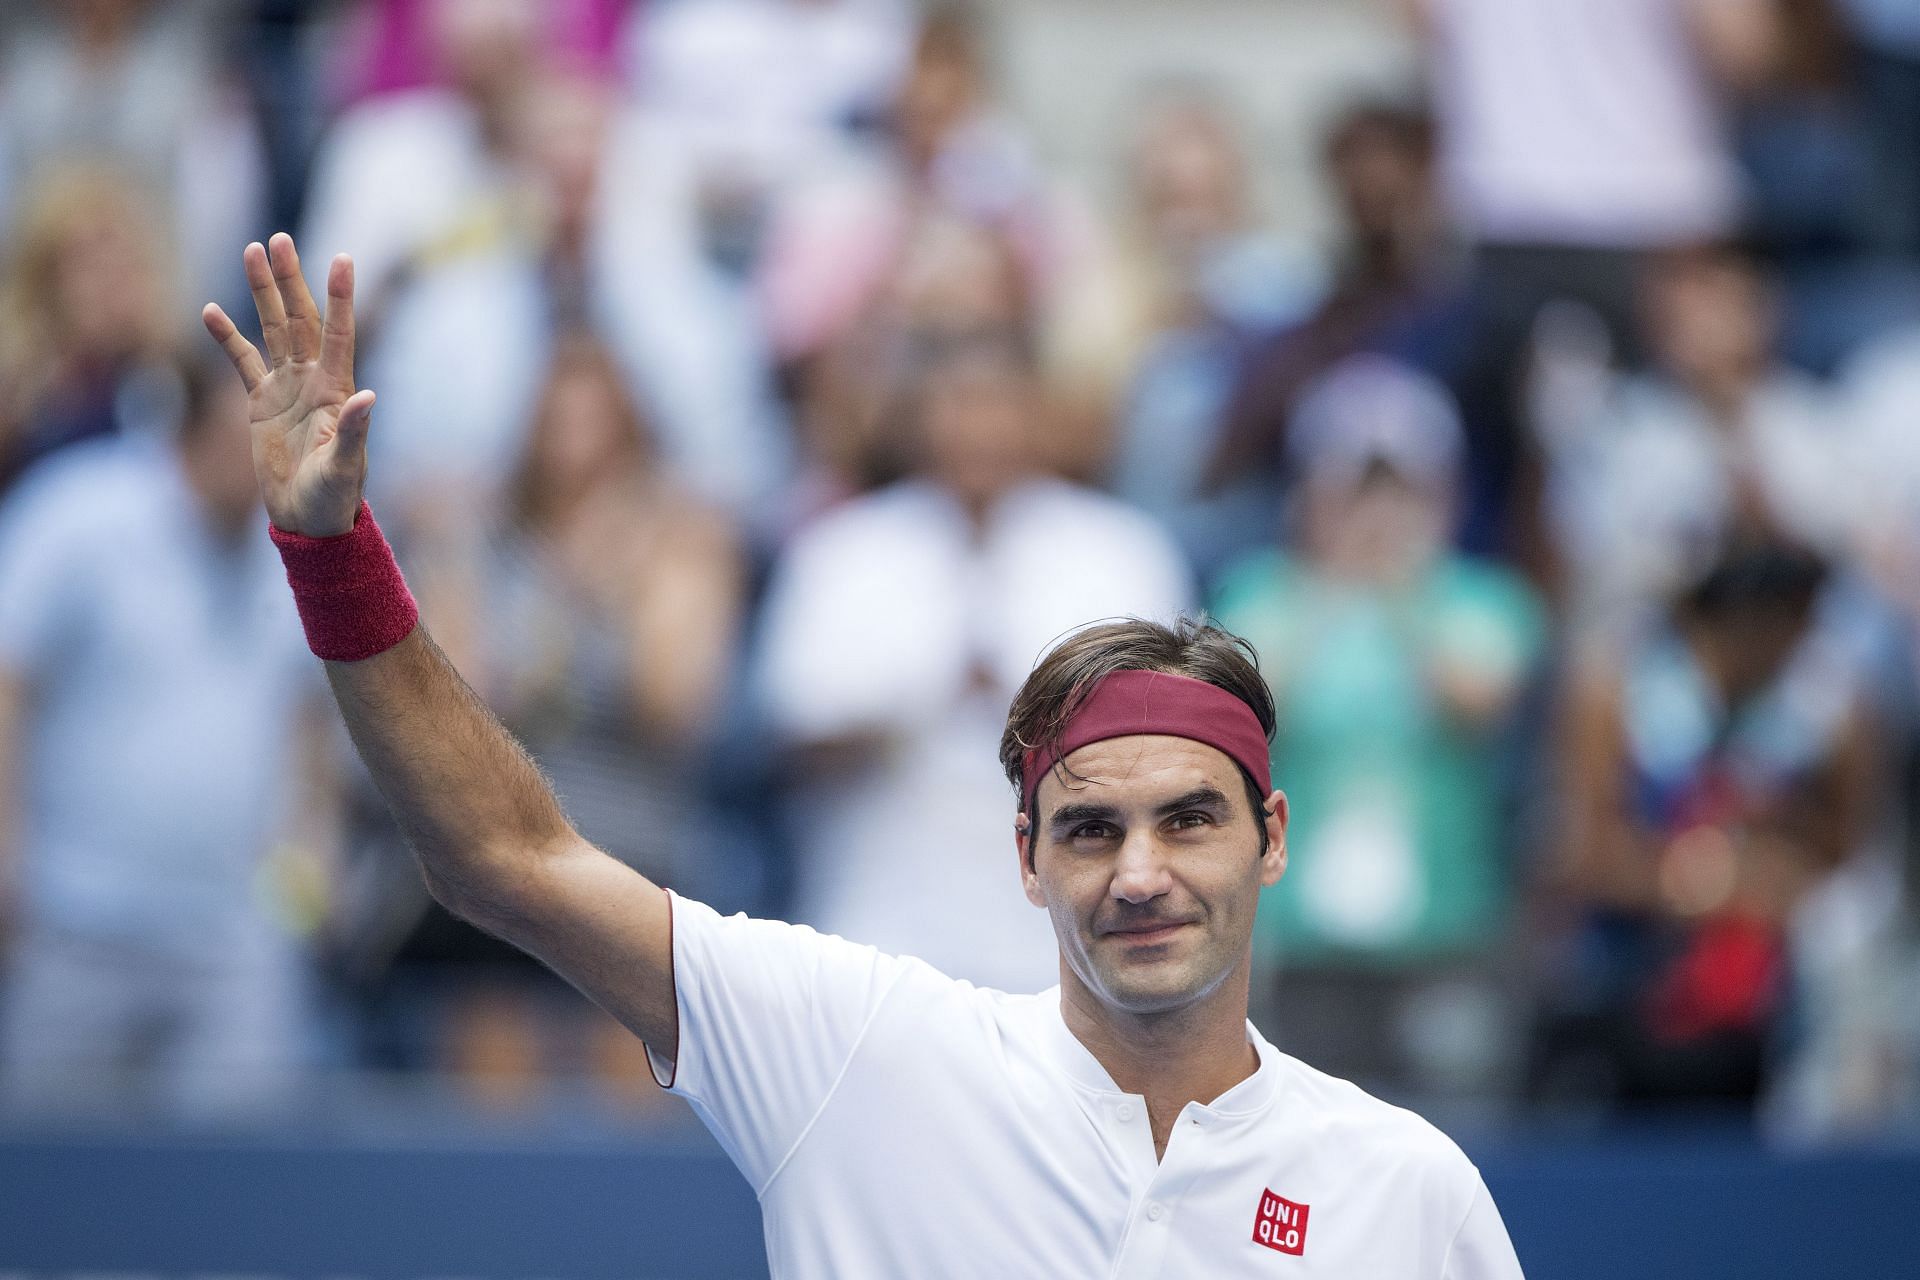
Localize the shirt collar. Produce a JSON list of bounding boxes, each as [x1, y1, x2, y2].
[[1038, 986, 1280, 1117]]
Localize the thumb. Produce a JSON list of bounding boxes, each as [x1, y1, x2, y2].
[[329, 389, 376, 465]]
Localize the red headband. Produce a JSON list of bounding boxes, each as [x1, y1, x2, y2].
[[1020, 668, 1272, 808]]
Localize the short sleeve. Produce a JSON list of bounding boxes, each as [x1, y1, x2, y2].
[[649, 892, 921, 1193], [0, 476, 86, 673], [1441, 1177, 1526, 1280]]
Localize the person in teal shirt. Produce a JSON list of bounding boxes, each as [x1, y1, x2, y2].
[[1211, 355, 1545, 1098]]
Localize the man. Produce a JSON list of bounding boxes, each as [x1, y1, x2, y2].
[[204, 232, 1523, 1275], [0, 355, 329, 1115], [756, 331, 1190, 992]]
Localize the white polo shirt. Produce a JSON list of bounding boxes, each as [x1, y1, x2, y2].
[[649, 893, 1524, 1278]]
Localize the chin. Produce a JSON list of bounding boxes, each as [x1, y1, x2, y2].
[[1091, 957, 1214, 1016]]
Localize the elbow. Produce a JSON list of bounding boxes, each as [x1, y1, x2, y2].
[[414, 821, 578, 934]]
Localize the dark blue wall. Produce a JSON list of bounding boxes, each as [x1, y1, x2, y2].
[[1, 1127, 1914, 1278]]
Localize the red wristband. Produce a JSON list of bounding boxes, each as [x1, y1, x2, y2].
[[269, 500, 420, 662]]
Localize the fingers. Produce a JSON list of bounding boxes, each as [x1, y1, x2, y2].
[[268, 233, 323, 365], [243, 241, 289, 366], [319, 254, 356, 389], [201, 303, 267, 392]]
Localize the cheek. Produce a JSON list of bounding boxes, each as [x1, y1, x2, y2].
[[1033, 863, 1102, 925]]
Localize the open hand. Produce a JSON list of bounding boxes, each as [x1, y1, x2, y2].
[[202, 232, 373, 537]]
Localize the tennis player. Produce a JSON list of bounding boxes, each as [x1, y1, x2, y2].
[[205, 233, 1524, 1277]]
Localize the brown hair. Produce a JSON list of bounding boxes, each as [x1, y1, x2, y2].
[[999, 616, 1276, 817], [505, 333, 653, 531]]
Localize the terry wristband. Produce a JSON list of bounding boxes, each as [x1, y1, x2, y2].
[[268, 500, 419, 662]]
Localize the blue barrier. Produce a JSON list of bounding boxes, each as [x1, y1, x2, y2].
[[0, 1124, 1914, 1277]]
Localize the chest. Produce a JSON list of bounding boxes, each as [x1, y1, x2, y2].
[[56, 526, 297, 706], [763, 1056, 1450, 1279]]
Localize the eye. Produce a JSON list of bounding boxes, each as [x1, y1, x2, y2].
[[1070, 822, 1119, 841], [1169, 811, 1213, 831]]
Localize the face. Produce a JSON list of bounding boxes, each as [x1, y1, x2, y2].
[[918, 351, 1034, 510], [1302, 465, 1450, 585], [1131, 105, 1245, 261], [533, 364, 634, 499], [1645, 255, 1775, 391], [54, 207, 159, 357], [1328, 122, 1428, 244], [1018, 735, 1286, 1017]]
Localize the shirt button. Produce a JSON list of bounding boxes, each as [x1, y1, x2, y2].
[[1116, 1103, 1136, 1122], [1146, 1203, 1165, 1222]]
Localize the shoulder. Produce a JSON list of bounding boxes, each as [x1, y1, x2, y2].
[[1003, 481, 1187, 579], [1266, 1049, 1481, 1183], [794, 482, 953, 544], [1433, 555, 1541, 616], [1012, 479, 1165, 536], [767, 485, 956, 589], [323, 89, 472, 151], [0, 440, 162, 544], [1210, 547, 1295, 608]]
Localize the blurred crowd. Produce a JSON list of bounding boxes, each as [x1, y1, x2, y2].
[[0, 0, 1917, 1140]]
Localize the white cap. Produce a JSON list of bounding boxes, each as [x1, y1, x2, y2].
[[1287, 353, 1464, 489]]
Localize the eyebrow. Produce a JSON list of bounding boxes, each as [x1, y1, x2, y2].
[[1045, 786, 1233, 833]]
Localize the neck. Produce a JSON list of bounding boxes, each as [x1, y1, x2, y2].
[[1059, 961, 1260, 1156], [1690, 368, 1760, 425]]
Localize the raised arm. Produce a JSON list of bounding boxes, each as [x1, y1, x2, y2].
[[203, 234, 677, 1057]]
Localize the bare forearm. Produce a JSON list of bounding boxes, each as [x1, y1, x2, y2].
[[323, 625, 573, 928]]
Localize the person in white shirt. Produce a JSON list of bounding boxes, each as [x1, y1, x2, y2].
[[203, 231, 1525, 1277], [755, 332, 1191, 992], [1542, 241, 1855, 633]]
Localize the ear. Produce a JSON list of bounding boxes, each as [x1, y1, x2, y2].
[[1257, 789, 1288, 888], [1015, 811, 1046, 908]]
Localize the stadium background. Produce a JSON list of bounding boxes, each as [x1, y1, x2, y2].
[[1, 0, 1918, 1274]]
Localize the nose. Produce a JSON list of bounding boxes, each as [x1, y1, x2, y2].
[[1109, 828, 1174, 905]]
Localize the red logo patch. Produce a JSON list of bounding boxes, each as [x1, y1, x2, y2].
[[1252, 1188, 1309, 1256]]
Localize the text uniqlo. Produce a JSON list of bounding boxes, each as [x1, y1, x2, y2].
[[1251, 1189, 1309, 1256]]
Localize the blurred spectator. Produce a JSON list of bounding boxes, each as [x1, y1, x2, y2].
[[316, 7, 790, 525], [1840, 327, 1920, 630], [1737, 0, 1920, 372], [0, 357, 332, 1117], [0, 0, 267, 312], [1211, 356, 1544, 1101], [337, 0, 628, 103], [1086, 89, 1326, 580], [1542, 241, 1853, 631], [1842, 0, 1920, 256], [1405, 0, 1780, 553], [1205, 100, 1467, 545], [795, 212, 1034, 502], [338, 337, 747, 1102], [759, 6, 1083, 394], [1411, 0, 1772, 251], [753, 332, 1191, 992], [1734, 0, 1863, 265], [346, 67, 618, 510], [1538, 538, 1882, 1112], [626, 0, 911, 191], [301, 0, 573, 316], [0, 164, 181, 494]]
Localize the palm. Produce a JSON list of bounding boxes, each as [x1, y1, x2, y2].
[[203, 234, 374, 537]]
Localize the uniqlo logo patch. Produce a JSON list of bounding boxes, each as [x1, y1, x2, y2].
[[1252, 1188, 1309, 1256]]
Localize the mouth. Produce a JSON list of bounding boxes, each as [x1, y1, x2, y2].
[[1104, 921, 1191, 946]]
